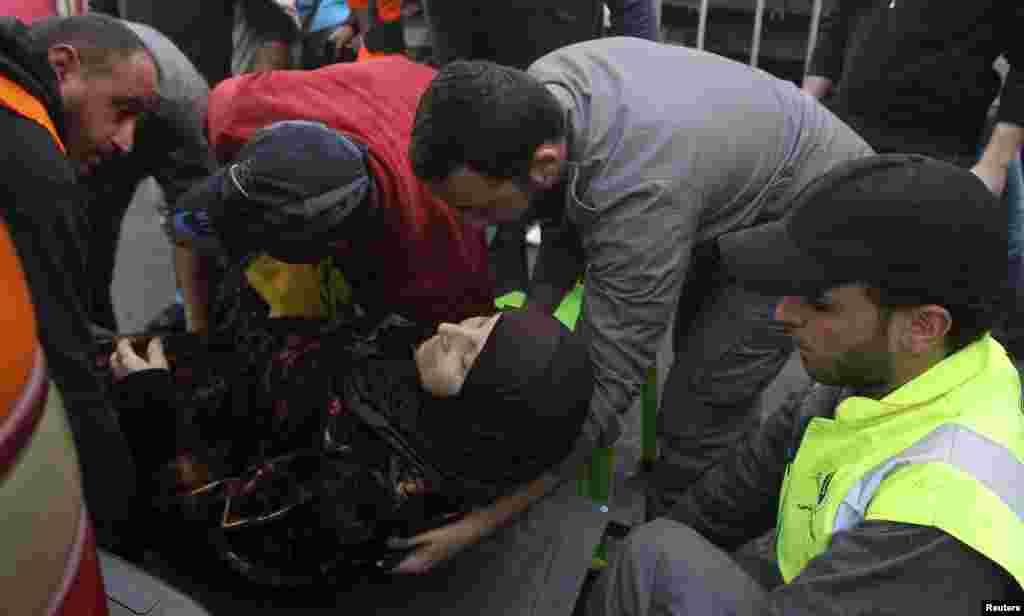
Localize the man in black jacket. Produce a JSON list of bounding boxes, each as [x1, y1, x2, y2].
[[802, 0, 1022, 172], [74, 19, 214, 333], [0, 14, 159, 551], [801, 0, 1024, 348]]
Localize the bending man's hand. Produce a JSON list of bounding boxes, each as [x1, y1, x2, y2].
[[110, 337, 169, 380], [388, 512, 486, 575], [388, 472, 562, 575]]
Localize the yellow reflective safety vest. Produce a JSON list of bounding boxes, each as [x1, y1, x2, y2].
[[776, 334, 1024, 588]]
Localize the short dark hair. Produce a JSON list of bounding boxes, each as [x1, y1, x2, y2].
[[409, 61, 566, 183], [28, 15, 155, 77], [865, 285, 998, 355]]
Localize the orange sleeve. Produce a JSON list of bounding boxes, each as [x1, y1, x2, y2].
[[357, 46, 404, 62], [0, 222, 38, 416], [348, 0, 401, 22], [376, 0, 402, 22]]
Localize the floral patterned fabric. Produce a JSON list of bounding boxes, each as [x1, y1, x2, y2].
[[103, 260, 463, 585]]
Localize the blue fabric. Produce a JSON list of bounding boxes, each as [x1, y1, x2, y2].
[[605, 0, 658, 41], [296, 0, 350, 33], [173, 209, 222, 256], [1006, 154, 1024, 261], [976, 145, 1024, 290]]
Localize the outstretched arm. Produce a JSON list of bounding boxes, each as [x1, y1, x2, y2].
[[390, 472, 562, 575], [973, 20, 1024, 196]]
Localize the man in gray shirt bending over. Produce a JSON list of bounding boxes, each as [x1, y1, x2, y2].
[[409, 37, 873, 517]]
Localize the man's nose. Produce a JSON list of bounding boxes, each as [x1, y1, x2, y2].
[[111, 118, 137, 154]]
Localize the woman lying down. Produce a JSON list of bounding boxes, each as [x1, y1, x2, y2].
[[109, 307, 592, 584]]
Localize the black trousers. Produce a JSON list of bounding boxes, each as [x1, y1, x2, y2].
[[83, 170, 142, 332]]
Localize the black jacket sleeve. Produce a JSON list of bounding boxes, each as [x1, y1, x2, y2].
[[134, 97, 215, 208], [113, 369, 180, 477], [0, 112, 139, 545], [806, 1, 856, 82], [761, 521, 1020, 614], [528, 216, 586, 313], [668, 384, 843, 552]]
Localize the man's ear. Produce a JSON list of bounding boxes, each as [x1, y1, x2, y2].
[[47, 44, 82, 83], [901, 305, 952, 354], [528, 141, 567, 189]]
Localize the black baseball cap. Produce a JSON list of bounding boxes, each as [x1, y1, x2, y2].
[[172, 120, 374, 263], [719, 154, 1008, 307]]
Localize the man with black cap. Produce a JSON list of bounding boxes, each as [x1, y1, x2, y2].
[[174, 119, 494, 332], [586, 154, 1024, 615], [173, 58, 494, 333]]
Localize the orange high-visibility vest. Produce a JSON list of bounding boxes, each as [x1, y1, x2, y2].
[[351, 0, 404, 61], [0, 73, 66, 153], [356, 44, 403, 62], [348, 0, 402, 23], [0, 72, 58, 412], [0, 69, 62, 422]]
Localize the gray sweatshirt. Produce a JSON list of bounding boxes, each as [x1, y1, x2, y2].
[[120, 21, 214, 208], [525, 38, 873, 477]]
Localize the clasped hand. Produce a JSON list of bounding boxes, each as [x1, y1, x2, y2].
[[110, 337, 169, 380]]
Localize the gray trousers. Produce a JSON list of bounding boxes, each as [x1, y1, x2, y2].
[[648, 272, 794, 518], [647, 109, 872, 518], [587, 519, 767, 616]]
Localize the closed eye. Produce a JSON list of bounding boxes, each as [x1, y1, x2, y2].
[[803, 294, 832, 312]]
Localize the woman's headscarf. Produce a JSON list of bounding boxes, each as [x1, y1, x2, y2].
[[416, 308, 593, 496]]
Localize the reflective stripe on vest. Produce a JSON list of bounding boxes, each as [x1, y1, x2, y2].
[[0, 73, 66, 153], [834, 424, 1024, 532], [837, 422, 1024, 589]]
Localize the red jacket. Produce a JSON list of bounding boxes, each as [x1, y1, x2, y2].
[[206, 57, 494, 325]]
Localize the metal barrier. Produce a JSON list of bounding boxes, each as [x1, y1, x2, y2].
[[692, 0, 825, 71], [805, 0, 825, 73]]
